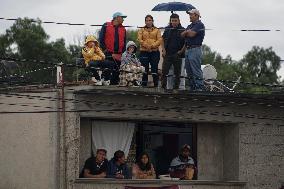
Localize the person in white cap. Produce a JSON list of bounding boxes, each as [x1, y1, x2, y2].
[[169, 144, 196, 180], [99, 12, 127, 85], [181, 9, 205, 91]]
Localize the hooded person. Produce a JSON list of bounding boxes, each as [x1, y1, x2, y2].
[[82, 35, 115, 85], [169, 144, 195, 180], [119, 41, 145, 86]]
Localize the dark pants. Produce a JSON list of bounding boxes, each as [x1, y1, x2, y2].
[[88, 60, 115, 81], [139, 51, 160, 87], [105, 52, 121, 85], [161, 54, 182, 89]]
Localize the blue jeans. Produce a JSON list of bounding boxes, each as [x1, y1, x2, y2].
[[185, 47, 204, 90], [88, 60, 115, 81], [139, 51, 160, 87]]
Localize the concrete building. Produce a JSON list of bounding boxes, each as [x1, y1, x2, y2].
[[0, 85, 283, 189]]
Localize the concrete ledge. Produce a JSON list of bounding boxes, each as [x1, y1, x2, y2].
[[74, 178, 247, 186]]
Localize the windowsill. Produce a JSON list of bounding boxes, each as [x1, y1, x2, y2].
[[75, 178, 247, 186]]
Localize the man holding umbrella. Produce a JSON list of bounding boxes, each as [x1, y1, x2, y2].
[[181, 9, 205, 91]]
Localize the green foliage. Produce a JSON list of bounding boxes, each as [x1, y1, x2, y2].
[[202, 45, 282, 93], [0, 18, 73, 83], [238, 46, 281, 84], [126, 29, 139, 45], [126, 29, 140, 55], [72, 68, 90, 81], [6, 18, 49, 59]]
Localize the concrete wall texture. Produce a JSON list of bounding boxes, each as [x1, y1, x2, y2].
[[0, 92, 59, 189], [239, 123, 284, 189]]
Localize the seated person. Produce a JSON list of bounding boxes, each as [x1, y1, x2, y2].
[[80, 148, 108, 178], [82, 35, 114, 85], [169, 144, 196, 180], [119, 41, 145, 86], [132, 152, 156, 179], [107, 150, 131, 179]]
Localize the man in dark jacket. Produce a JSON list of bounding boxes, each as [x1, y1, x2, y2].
[[107, 150, 130, 179], [80, 148, 108, 178], [161, 13, 185, 90]]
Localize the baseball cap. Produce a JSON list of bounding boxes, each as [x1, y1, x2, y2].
[[96, 148, 107, 154], [181, 144, 191, 151], [186, 9, 201, 17], [112, 12, 127, 19]]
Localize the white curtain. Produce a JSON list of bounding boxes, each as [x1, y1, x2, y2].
[[92, 121, 135, 159]]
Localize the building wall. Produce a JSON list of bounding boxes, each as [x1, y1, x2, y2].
[[223, 124, 239, 180], [197, 123, 239, 181], [239, 122, 284, 189], [197, 123, 224, 180], [68, 87, 284, 189], [0, 92, 59, 189], [79, 119, 92, 173]]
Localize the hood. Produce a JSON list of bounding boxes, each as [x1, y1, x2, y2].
[[85, 35, 99, 45], [126, 41, 137, 52]]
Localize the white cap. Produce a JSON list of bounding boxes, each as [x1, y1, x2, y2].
[[186, 9, 201, 17]]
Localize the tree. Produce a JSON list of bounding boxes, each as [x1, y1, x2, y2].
[[126, 29, 139, 45], [238, 46, 281, 84], [0, 18, 72, 83], [126, 29, 140, 55]]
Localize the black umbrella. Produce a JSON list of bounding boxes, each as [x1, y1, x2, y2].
[[152, 2, 195, 13]]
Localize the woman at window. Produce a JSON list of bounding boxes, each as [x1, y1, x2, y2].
[[132, 152, 156, 179]]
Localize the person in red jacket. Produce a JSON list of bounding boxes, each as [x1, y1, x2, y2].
[[99, 12, 127, 85]]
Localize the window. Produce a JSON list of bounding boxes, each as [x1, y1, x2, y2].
[[80, 119, 197, 178]]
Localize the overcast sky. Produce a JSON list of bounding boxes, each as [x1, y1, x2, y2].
[[0, 0, 284, 79]]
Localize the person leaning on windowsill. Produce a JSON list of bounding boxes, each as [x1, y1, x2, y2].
[[132, 152, 156, 179], [169, 144, 197, 180], [80, 148, 108, 178], [107, 150, 131, 179]]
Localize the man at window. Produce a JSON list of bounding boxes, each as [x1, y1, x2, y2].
[[80, 148, 108, 178], [169, 144, 196, 180], [107, 150, 131, 179]]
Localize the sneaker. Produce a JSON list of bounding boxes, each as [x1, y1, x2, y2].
[[91, 77, 97, 82], [94, 80, 102, 86], [133, 80, 141, 86], [102, 80, 110, 86]]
